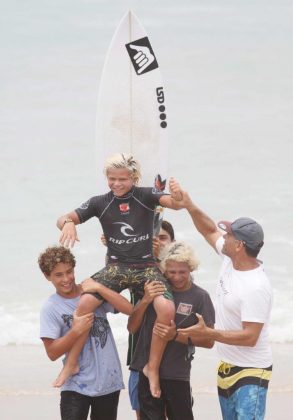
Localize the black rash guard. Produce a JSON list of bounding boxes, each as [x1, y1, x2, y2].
[[75, 187, 166, 264]]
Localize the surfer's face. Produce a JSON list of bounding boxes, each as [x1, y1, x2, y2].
[[107, 168, 134, 197], [164, 261, 192, 292], [45, 262, 78, 298]]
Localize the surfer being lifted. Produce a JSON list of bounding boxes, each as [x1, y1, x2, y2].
[[56, 153, 184, 398]]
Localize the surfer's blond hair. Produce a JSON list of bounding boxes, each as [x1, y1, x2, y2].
[[104, 153, 141, 184], [160, 242, 199, 273]]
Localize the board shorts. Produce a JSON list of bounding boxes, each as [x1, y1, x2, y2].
[[91, 263, 173, 301], [217, 361, 272, 420]]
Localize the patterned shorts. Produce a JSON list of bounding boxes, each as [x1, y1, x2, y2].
[[217, 361, 272, 420], [91, 263, 173, 301]]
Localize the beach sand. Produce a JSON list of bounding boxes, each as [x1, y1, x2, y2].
[[1, 343, 292, 420]]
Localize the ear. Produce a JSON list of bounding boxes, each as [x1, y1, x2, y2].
[[235, 241, 244, 252]]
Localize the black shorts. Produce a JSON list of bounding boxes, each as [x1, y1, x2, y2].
[[91, 264, 173, 301], [138, 372, 194, 420], [60, 390, 120, 420]]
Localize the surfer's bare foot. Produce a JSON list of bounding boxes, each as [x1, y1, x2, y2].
[[143, 364, 161, 398], [53, 364, 79, 388]]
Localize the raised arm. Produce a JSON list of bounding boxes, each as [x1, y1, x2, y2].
[[127, 281, 166, 333], [168, 181, 222, 250], [42, 312, 94, 361], [81, 278, 133, 315], [184, 194, 221, 250], [158, 177, 185, 210], [57, 210, 80, 248]]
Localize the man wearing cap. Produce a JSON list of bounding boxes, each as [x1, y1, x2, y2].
[[170, 189, 273, 420]]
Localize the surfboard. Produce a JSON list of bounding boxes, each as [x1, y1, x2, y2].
[[95, 10, 169, 225]]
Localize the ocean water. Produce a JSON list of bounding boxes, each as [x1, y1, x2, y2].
[[1, 0, 292, 347]]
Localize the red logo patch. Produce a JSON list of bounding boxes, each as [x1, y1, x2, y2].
[[119, 203, 129, 213]]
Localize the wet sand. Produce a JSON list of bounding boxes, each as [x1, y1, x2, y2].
[[0, 343, 292, 419]]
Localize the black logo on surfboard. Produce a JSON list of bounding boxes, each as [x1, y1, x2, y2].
[[125, 37, 159, 75], [156, 87, 167, 128]]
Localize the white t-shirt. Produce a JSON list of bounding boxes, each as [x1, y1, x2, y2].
[[215, 237, 273, 368]]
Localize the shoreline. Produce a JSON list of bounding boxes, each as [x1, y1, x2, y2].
[[1, 343, 292, 419]]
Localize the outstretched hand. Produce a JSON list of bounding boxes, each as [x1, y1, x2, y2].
[[177, 313, 207, 339], [59, 224, 80, 248]]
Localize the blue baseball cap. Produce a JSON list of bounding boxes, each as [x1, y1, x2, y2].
[[218, 217, 264, 251]]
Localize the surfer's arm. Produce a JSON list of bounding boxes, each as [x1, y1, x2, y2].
[[57, 211, 80, 248]]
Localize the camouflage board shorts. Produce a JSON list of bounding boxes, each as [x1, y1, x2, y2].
[[91, 263, 173, 301]]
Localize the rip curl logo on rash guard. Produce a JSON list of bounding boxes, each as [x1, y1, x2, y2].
[[114, 222, 136, 237], [108, 222, 150, 245]]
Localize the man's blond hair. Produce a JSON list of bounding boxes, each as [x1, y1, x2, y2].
[[160, 241, 200, 273], [104, 153, 141, 184]]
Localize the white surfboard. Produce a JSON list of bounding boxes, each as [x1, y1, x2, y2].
[[95, 10, 169, 203]]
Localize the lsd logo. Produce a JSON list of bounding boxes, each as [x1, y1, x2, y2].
[[125, 37, 159, 75], [156, 87, 167, 128]]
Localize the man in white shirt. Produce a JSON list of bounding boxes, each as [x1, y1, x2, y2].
[[173, 190, 273, 420]]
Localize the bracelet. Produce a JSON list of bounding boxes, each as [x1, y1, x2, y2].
[[172, 330, 178, 341], [63, 218, 74, 227]]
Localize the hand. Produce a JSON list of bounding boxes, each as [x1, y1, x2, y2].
[[177, 313, 207, 339], [152, 237, 160, 258], [169, 179, 193, 210], [81, 278, 99, 294], [169, 177, 183, 202], [59, 223, 79, 248], [142, 280, 166, 304], [101, 234, 107, 247], [153, 320, 177, 342], [129, 43, 155, 74], [72, 311, 94, 335]]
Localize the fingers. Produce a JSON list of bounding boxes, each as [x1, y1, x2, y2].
[[59, 225, 79, 248], [177, 324, 195, 333], [153, 321, 176, 341]]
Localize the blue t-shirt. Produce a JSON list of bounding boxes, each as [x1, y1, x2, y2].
[[40, 293, 124, 396]]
